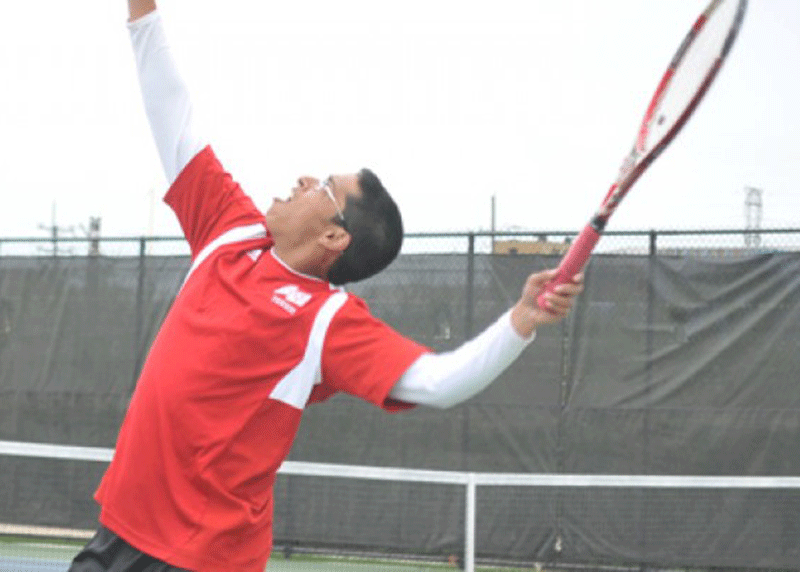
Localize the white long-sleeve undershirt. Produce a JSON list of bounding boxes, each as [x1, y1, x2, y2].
[[390, 310, 534, 408], [128, 11, 206, 185], [127, 11, 537, 409]]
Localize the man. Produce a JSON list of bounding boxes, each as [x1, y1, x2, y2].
[[69, 1, 583, 571]]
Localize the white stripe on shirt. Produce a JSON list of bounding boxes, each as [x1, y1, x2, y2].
[[181, 223, 268, 288]]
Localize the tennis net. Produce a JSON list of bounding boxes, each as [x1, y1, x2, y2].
[[2, 439, 800, 571]]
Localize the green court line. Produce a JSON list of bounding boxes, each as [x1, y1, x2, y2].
[[0, 536, 542, 572]]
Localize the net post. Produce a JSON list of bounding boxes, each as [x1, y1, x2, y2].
[[133, 237, 147, 388], [465, 233, 475, 338], [464, 473, 476, 572]]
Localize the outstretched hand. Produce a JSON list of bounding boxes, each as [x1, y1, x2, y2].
[[129, 0, 157, 22], [510, 269, 584, 338]]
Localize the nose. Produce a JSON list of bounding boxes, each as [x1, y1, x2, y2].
[[297, 176, 320, 191]]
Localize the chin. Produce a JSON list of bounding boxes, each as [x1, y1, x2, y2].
[[263, 211, 277, 231], [265, 204, 280, 220]]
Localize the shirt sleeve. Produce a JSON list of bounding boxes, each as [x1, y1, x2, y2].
[[127, 10, 207, 185], [389, 310, 535, 409], [164, 146, 270, 259], [312, 296, 431, 412]]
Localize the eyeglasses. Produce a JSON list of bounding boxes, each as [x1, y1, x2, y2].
[[319, 177, 347, 227]]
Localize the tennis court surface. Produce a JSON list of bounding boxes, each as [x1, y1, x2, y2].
[[0, 538, 513, 572]]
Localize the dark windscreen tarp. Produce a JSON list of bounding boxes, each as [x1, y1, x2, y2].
[[2, 250, 800, 568]]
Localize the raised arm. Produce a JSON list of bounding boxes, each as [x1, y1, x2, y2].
[[127, 1, 207, 184], [129, 0, 156, 22]]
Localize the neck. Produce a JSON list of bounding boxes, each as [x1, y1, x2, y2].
[[271, 245, 331, 282]]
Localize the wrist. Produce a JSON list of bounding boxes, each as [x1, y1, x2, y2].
[[510, 304, 537, 339], [128, 0, 157, 23]]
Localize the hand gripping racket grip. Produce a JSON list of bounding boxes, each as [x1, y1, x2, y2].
[[536, 224, 601, 310]]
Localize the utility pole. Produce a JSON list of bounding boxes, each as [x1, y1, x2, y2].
[[38, 202, 75, 257], [490, 195, 496, 253], [744, 187, 762, 248]]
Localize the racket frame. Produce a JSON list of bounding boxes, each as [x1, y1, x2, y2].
[[537, 0, 748, 309]]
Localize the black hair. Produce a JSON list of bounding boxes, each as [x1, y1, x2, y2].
[[327, 169, 403, 285]]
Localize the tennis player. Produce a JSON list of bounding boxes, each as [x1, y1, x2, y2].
[[68, 1, 583, 571]]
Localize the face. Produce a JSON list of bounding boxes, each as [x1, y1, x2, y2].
[[265, 173, 360, 248]]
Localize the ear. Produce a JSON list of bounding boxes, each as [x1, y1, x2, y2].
[[319, 225, 351, 253]]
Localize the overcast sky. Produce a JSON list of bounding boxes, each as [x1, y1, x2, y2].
[[1, 0, 798, 241]]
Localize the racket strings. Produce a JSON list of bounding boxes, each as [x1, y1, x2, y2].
[[643, 0, 743, 153]]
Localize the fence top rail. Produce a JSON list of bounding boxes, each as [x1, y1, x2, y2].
[[0, 236, 186, 244], [2, 228, 800, 243], [402, 228, 800, 239]]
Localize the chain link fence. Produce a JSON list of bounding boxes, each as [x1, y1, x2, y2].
[[3, 228, 800, 568], [3, 227, 800, 257]]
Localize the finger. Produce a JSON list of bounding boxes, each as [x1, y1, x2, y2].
[[530, 269, 558, 288], [539, 293, 571, 314], [525, 269, 558, 293], [554, 283, 584, 296], [550, 289, 579, 309]]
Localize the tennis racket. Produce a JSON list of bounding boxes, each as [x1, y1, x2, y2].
[[537, 0, 747, 310]]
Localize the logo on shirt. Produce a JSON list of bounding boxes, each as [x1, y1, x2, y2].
[[272, 285, 313, 315]]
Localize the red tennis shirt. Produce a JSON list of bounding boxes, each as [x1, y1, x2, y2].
[[94, 146, 428, 571]]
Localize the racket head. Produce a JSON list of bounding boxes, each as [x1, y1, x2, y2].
[[636, 0, 748, 157], [537, 0, 748, 311], [594, 0, 747, 231]]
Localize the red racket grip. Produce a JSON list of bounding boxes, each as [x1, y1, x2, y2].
[[536, 224, 600, 310]]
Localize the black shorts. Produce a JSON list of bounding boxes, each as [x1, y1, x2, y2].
[[69, 526, 191, 572]]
